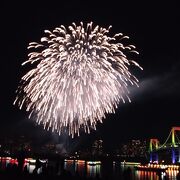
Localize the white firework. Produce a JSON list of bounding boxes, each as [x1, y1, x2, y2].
[[14, 22, 142, 137]]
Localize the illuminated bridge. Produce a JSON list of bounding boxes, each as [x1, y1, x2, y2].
[[149, 127, 180, 164]]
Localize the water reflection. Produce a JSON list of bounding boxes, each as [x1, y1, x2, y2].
[[0, 157, 46, 174], [136, 170, 158, 180], [87, 164, 101, 178], [76, 160, 86, 177], [64, 159, 75, 175], [0, 157, 179, 179], [64, 160, 179, 179], [167, 169, 178, 179]]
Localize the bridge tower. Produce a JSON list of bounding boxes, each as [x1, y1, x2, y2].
[[149, 138, 159, 163], [171, 127, 180, 163]]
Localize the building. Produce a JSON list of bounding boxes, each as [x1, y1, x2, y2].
[[92, 139, 103, 156]]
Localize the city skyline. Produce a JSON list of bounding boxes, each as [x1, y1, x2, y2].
[[0, 0, 179, 149]]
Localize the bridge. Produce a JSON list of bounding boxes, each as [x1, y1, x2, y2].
[[149, 127, 180, 164]]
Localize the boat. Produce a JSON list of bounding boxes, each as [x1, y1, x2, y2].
[[135, 164, 168, 172], [87, 161, 101, 166]]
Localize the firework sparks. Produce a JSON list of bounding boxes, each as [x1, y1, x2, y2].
[[14, 22, 142, 137]]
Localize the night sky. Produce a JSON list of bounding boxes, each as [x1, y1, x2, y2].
[[0, 0, 179, 151]]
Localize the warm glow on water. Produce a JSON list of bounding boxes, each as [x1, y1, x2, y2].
[[136, 170, 157, 180], [0, 157, 44, 174], [0, 157, 179, 179]]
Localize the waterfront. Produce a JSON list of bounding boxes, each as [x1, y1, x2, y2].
[[0, 157, 179, 179], [64, 160, 179, 179]]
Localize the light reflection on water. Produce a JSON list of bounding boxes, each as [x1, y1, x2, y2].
[[135, 170, 158, 180], [0, 157, 42, 174], [87, 164, 101, 178], [64, 160, 178, 179], [0, 157, 179, 179]]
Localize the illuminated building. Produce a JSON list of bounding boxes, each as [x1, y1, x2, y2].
[[121, 139, 147, 158], [92, 139, 103, 156]]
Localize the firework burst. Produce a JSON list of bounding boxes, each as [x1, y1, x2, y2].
[[14, 22, 142, 137]]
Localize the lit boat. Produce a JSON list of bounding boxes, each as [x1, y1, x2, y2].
[[87, 161, 101, 166], [135, 164, 168, 172]]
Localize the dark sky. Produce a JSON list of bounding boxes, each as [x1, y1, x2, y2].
[[0, 0, 179, 151]]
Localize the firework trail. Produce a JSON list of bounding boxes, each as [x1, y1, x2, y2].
[[14, 22, 142, 137]]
